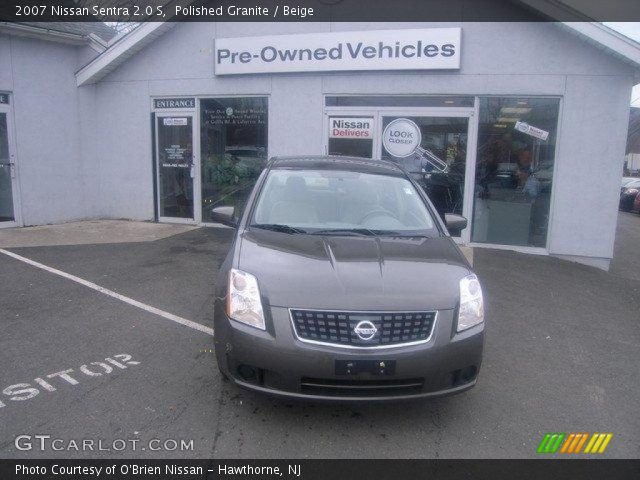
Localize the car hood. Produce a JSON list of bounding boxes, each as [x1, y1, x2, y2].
[[238, 229, 471, 311]]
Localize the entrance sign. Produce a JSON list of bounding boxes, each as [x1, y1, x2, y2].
[[215, 28, 461, 75], [154, 98, 195, 109], [382, 118, 422, 157], [329, 117, 373, 139], [515, 121, 549, 141]]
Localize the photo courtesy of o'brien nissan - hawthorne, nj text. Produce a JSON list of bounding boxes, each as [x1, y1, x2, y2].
[[0, 1, 639, 479]]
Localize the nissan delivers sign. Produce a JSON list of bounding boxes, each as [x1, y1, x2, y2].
[[329, 118, 373, 139], [214, 28, 461, 75]]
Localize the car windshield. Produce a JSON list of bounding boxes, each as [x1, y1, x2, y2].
[[251, 168, 439, 235]]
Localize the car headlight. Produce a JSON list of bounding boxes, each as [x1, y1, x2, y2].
[[456, 274, 484, 332], [227, 269, 265, 330]]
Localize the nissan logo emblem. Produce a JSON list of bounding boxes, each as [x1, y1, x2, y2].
[[353, 321, 377, 341]]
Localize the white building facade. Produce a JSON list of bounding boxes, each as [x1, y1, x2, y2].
[[1, 19, 639, 270]]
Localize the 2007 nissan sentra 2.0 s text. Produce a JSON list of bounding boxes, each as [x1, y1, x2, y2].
[[212, 156, 484, 401]]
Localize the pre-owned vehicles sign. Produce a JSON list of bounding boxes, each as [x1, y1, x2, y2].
[[214, 28, 461, 75]]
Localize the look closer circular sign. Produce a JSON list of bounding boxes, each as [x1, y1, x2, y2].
[[382, 118, 422, 157]]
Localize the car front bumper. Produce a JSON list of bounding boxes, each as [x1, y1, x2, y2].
[[213, 303, 484, 402]]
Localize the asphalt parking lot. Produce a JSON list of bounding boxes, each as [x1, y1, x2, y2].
[[0, 214, 639, 459]]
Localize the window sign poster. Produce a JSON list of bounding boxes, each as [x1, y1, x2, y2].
[[515, 121, 549, 141], [329, 117, 373, 139], [163, 117, 188, 126], [162, 144, 190, 167], [202, 105, 267, 128], [382, 118, 422, 157]]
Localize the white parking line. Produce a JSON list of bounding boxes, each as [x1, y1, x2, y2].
[[0, 249, 214, 337]]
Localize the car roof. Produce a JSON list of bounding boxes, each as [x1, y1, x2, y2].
[[269, 155, 405, 176]]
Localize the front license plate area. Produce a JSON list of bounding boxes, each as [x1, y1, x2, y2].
[[335, 360, 396, 376]]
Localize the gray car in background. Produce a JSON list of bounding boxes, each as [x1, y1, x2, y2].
[[211, 156, 485, 401]]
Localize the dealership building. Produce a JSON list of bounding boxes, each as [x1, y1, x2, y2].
[[1, 7, 640, 269]]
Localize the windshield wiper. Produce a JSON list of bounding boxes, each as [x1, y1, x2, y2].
[[310, 228, 378, 236], [311, 229, 433, 238], [250, 224, 307, 234]]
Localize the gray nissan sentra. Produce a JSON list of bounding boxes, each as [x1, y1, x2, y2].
[[212, 156, 484, 401]]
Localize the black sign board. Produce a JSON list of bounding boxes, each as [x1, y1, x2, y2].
[[154, 98, 195, 109], [0, 94, 8, 105]]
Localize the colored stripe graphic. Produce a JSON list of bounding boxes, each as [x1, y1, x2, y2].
[[584, 433, 613, 454], [560, 433, 575, 453], [537, 433, 566, 453], [539, 433, 613, 454], [573, 433, 589, 453], [560, 433, 589, 454]]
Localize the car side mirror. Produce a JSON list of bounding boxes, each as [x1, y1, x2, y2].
[[211, 206, 237, 227], [445, 214, 467, 236]]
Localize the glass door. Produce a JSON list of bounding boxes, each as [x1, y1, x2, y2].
[[0, 107, 18, 228], [379, 113, 474, 240], [155, 112, 196, 223]]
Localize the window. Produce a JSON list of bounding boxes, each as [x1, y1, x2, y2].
[[472, 97, 560, 247], [325, 96, 474, 108], [200, 97, 268, 222], [252, 168, 437, 235], [381, 115, 468, 220]]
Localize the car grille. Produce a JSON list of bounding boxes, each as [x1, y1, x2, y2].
[[300, 377, 424, 397], [290, 309, 436, 347]]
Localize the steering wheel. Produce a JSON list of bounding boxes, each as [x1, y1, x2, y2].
[[359, 209, 398, 225]]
